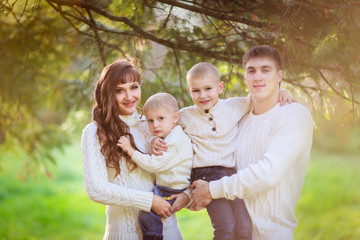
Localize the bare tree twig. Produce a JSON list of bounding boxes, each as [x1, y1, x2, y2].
[[302, 0, 360, 9], [173, 49, 185, 107], [87, 8, 107, 67], [318, 69, 360, 104], [48, 0, 244, 63], [223, 64, 233, 99], [157, 0, 273, 28], [159, 5, 173, 32]]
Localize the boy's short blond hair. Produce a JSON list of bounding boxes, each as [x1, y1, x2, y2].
[[143, 93, 179, 114], [186, 62, 220, 85]]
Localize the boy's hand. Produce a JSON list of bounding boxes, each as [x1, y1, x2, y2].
[[117, 136, 135, 157], [151, 137, 167, 155], [279, 89, 296, 106], [169, 192, 190, 213]]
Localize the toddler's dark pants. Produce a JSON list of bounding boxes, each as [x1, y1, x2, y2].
[[139, 185, 184, 240]]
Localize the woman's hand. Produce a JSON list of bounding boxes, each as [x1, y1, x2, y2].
[[151, 195, 172, 218], [169, 192, 190, 213], [151, 137, 168, 155]]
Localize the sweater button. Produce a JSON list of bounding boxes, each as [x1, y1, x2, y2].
[[209, 117, 213, 121], [204, 110, 209, 113], [212, 127, 216, 131]]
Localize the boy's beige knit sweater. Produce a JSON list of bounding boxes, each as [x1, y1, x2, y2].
[[179, 96, 252, 168]]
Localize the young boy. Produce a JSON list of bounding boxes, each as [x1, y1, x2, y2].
[[117, 92, 193, 240], [152, 62, 292, 240]]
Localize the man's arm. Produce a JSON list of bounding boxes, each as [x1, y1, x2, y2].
[[192, 105, 313, 206], [210, 106, 313, 200]]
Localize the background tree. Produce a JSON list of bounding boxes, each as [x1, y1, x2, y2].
[[1, 0, 359, 177]]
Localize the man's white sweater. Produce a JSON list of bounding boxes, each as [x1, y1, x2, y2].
[[132, 125, 193, 190], [209, 103, 313, 240], [179, 96, 251, 168]]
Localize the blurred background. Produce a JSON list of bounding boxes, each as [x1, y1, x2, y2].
[[1, 0, 359, 239]]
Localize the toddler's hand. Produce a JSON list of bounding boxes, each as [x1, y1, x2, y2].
[[117, 136, 135, 157]]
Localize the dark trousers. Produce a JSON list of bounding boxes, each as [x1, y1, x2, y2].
[[191, 167, 252, 240], [139, 185, 184, 240]]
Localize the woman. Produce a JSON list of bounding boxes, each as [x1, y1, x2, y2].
[[81, 60, 189, 239]]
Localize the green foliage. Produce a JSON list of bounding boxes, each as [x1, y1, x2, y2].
[[311, 95, 360, 153], [0, 1, 101, 177], [1, 0, 360, 175]]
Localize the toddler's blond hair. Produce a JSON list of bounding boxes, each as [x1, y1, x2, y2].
[[143, 93, 179, 114]]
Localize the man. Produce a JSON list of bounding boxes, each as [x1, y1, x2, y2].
[[191, 45, 313, 239]]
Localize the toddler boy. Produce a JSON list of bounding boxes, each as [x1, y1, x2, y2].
[[118, 92, 193, 240]]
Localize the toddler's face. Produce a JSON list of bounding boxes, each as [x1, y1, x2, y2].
[[187, 76, 224, 112], [145, 108, 179, 138]]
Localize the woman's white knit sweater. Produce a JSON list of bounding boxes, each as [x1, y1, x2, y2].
[[81, 112, 182, 240], [209, 103, 313, 240], [179, 96, 251, 168]]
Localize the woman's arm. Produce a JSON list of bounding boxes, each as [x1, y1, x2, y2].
[[81, 123, 154, 212]]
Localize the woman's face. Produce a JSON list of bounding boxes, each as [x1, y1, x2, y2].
[[115, 81, 141, 115]]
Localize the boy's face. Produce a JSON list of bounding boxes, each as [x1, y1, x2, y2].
[[145, 108, 179, 138], [244, 57, 283, 104], [187, 76, 224, 112]]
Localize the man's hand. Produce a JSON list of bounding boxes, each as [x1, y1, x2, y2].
[[151, 195, 172, 218], [117, 136, 135, 157], [151, 137, 167, 155], [168, 192, 190, 213], [191, 180, 213, 209]]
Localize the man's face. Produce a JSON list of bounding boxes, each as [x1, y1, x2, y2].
[[244, 57, 283, 104]]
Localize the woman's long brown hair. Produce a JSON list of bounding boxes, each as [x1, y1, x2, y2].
[[93, 60, 141, 176]]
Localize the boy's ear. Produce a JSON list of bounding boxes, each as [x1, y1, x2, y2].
[[173, 111, 179, 124], [277, 70, 283, 84], [218, 81, 225, 94], [187, 87, 191, 94]]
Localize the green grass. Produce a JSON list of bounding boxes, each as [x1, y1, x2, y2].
[[0, 144, 359, 239], [0, 144, 105, 240], [294, 150, 360, 240]]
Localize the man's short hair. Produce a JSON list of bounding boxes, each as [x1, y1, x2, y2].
[[143, 93, 179, 114], [242, 45, 283, 71], [186, 62, 220, 85]]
